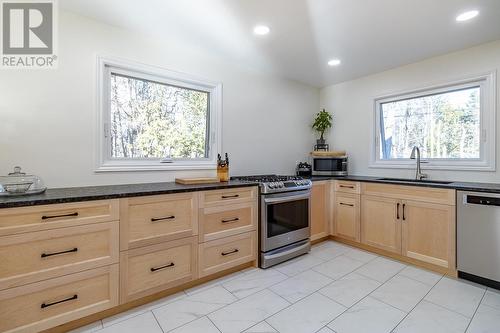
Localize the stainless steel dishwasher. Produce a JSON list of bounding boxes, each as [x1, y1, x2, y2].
[[457, 190, 500, 289]]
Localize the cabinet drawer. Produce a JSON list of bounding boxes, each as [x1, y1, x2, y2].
[[0, 200, 119, 237], [0, 222, 118, 290], [334, 193, 360, 242], [334, 181, 361, 194], [0, 264, 118, 333], [120, 193, 198, 250], [199, 187, 257, 208], [361, 182, 455, 205], [199, 202, 257, 242], [199, 232, 256, 278], [120, 237, 197, 303]]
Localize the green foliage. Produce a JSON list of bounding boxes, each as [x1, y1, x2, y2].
[[312, 109, 333, 140]]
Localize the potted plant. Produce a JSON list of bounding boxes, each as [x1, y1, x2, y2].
[[312, 109, 332, 148]]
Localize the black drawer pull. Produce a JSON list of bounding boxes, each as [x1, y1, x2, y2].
[[151, 215, 175, 222], [41, 212, 78, 220], [402, 204, 406, 221], [41, 294, 78, 309], [339, 185, 355, 189], [150, 262, 175, 272], [339, 202, 354, 207], [396, 203, 400, 219], [221, 248, 239, 256], [41, 247, 78, 258], [221, 217, 240, 223], [221, 194, 239, 199]]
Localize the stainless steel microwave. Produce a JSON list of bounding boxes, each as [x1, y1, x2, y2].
[[311, 156, 348, 176]]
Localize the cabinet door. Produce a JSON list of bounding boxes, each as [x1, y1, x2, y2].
[[311, 181, 330, 241], [334, 193, 360, 242], [361, 195, 401, 254], [402, 200, 455, 269]]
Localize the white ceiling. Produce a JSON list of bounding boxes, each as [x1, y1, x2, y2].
[[61, 0, 500, 88]]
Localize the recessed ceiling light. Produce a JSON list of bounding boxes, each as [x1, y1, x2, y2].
[[327, 59, 341, 66], [456, 10, 479, 22], [253, 25, 270, 35]]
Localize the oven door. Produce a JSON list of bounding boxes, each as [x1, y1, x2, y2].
[[261, 190, 311, 252]]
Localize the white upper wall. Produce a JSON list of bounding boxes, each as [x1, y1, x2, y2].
[[320, 40, 500, 183], [0, 11, 319, 188]]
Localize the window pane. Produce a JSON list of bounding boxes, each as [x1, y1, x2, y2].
[[379, 87, 480, 160], [109, 72, 209, 159]]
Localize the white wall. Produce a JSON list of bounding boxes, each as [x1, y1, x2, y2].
[[320, 41, 500, 183], [0, 11, 319, 188]]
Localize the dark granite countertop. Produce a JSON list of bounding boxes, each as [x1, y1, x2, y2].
[[0, 180, 258, 209], [307, 175, 500, 193]]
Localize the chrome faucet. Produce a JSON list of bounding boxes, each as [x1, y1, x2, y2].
[[410, 146, 428, 180]]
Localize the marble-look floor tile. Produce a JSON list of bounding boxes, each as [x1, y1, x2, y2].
[[319, 272, 381, 308], [397, 266, 442, 286], [274, 254, 325, 277], [343, 248, 378, 263], [69, 321, 103, 333], [222, 268, 288, 299], [99, 312, 162, 333], [467, 303, 500, 333], [482, 289, 500, 310], [209, 289, 289, 333], [153, 286, 237, 332], [267, 292, 346, 333], [355, 257, 406, 283], [371, 275, 432, 312], [270, 269, 332, 303], [169, 316, 221, 333], [244, 321, 278, 332], [310, 243, 352, 261], [316, 327, 336, 333], [328, 296, 406, 333], [425, 277, 485, 318], [102, 291, 186, 327], [312, 255, 365, 280], [185, 270, 245, 295], [394, 300, 470, 333]]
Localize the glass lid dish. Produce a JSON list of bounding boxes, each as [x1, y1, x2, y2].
[[0, 166, 47, 196]]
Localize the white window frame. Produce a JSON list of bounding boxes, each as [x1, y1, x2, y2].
[[370, 71, 496, 171], [95, 56, 222, 172]]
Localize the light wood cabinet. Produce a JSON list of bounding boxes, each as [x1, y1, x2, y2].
[[334, 180, 361, 194], [333, 193, 360, 242], [311, 181, 330, 241], [361, 195, 402, 254], [199, 187, 257, 208], [401, 200, 455, 269]]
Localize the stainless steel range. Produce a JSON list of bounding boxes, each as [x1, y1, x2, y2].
[[231, 175, 312, 268]]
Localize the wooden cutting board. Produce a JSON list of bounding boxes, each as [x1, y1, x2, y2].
[[310, 150, 347, 157], [175, 177, 220, 185]]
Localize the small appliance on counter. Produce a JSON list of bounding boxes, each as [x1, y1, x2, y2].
[[296, 162, 312, 177], [0, 166, 46, 196], [311, 150, 348, 176], [217, 153, 230, 181]]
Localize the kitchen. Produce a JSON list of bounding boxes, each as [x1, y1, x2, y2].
[[1, 0, 500, 332]]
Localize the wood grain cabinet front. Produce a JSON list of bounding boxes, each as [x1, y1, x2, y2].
[[0, 264, 119, 333], [0, 222, 119, 290], [198, 232, 256, 278], [120, 193, 198, 250], [311, 181, 330, 241], [199, 187, 257, 208], [120, 236, 197, 303], [333, 193, 360, 242]]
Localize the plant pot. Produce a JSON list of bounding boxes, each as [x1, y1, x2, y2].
[[316, 138, 326, 145]]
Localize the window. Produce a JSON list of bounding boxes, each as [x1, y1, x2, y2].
[[372, 73, 496, 170], [97, 57, 221, 171]]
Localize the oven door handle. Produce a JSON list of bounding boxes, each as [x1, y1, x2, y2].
[[263, 192, 310, 204]]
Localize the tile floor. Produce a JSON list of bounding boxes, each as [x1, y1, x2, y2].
[[71, 241, 500, 333]]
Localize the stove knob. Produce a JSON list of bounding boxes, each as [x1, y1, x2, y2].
[[269, 183, 275, 189], [278, 182, 283, 188]]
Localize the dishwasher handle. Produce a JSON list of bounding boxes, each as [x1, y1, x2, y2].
[[465, 195, 500, 206]]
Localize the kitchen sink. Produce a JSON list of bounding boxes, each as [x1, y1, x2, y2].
[[377, 178, 454, 185]]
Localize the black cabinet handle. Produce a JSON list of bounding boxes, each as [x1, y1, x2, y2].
[[221, 249, 239, 256], [396, 203, 400, 219], [150, 262, 175, 272], [41, 294, 78, 309], [339, 185, 355, 189], [339, 202, 354, 207], [402, 204, 406, 221], [41, 212, 78, 220], [221, 217, 239, 223], [41, 247, 78, 258], [151, 215, 175, 222], [221, 194, 239, 199]]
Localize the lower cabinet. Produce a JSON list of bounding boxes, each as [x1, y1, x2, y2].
[[311, 181, 330, 241], [119, 236, 197, 303], [360, 195, 402, 254], [333, 193, 360, 242], [0, 265, 119, 333]]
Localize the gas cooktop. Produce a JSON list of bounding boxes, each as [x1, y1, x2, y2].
[[231, 175, 312, 194]]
